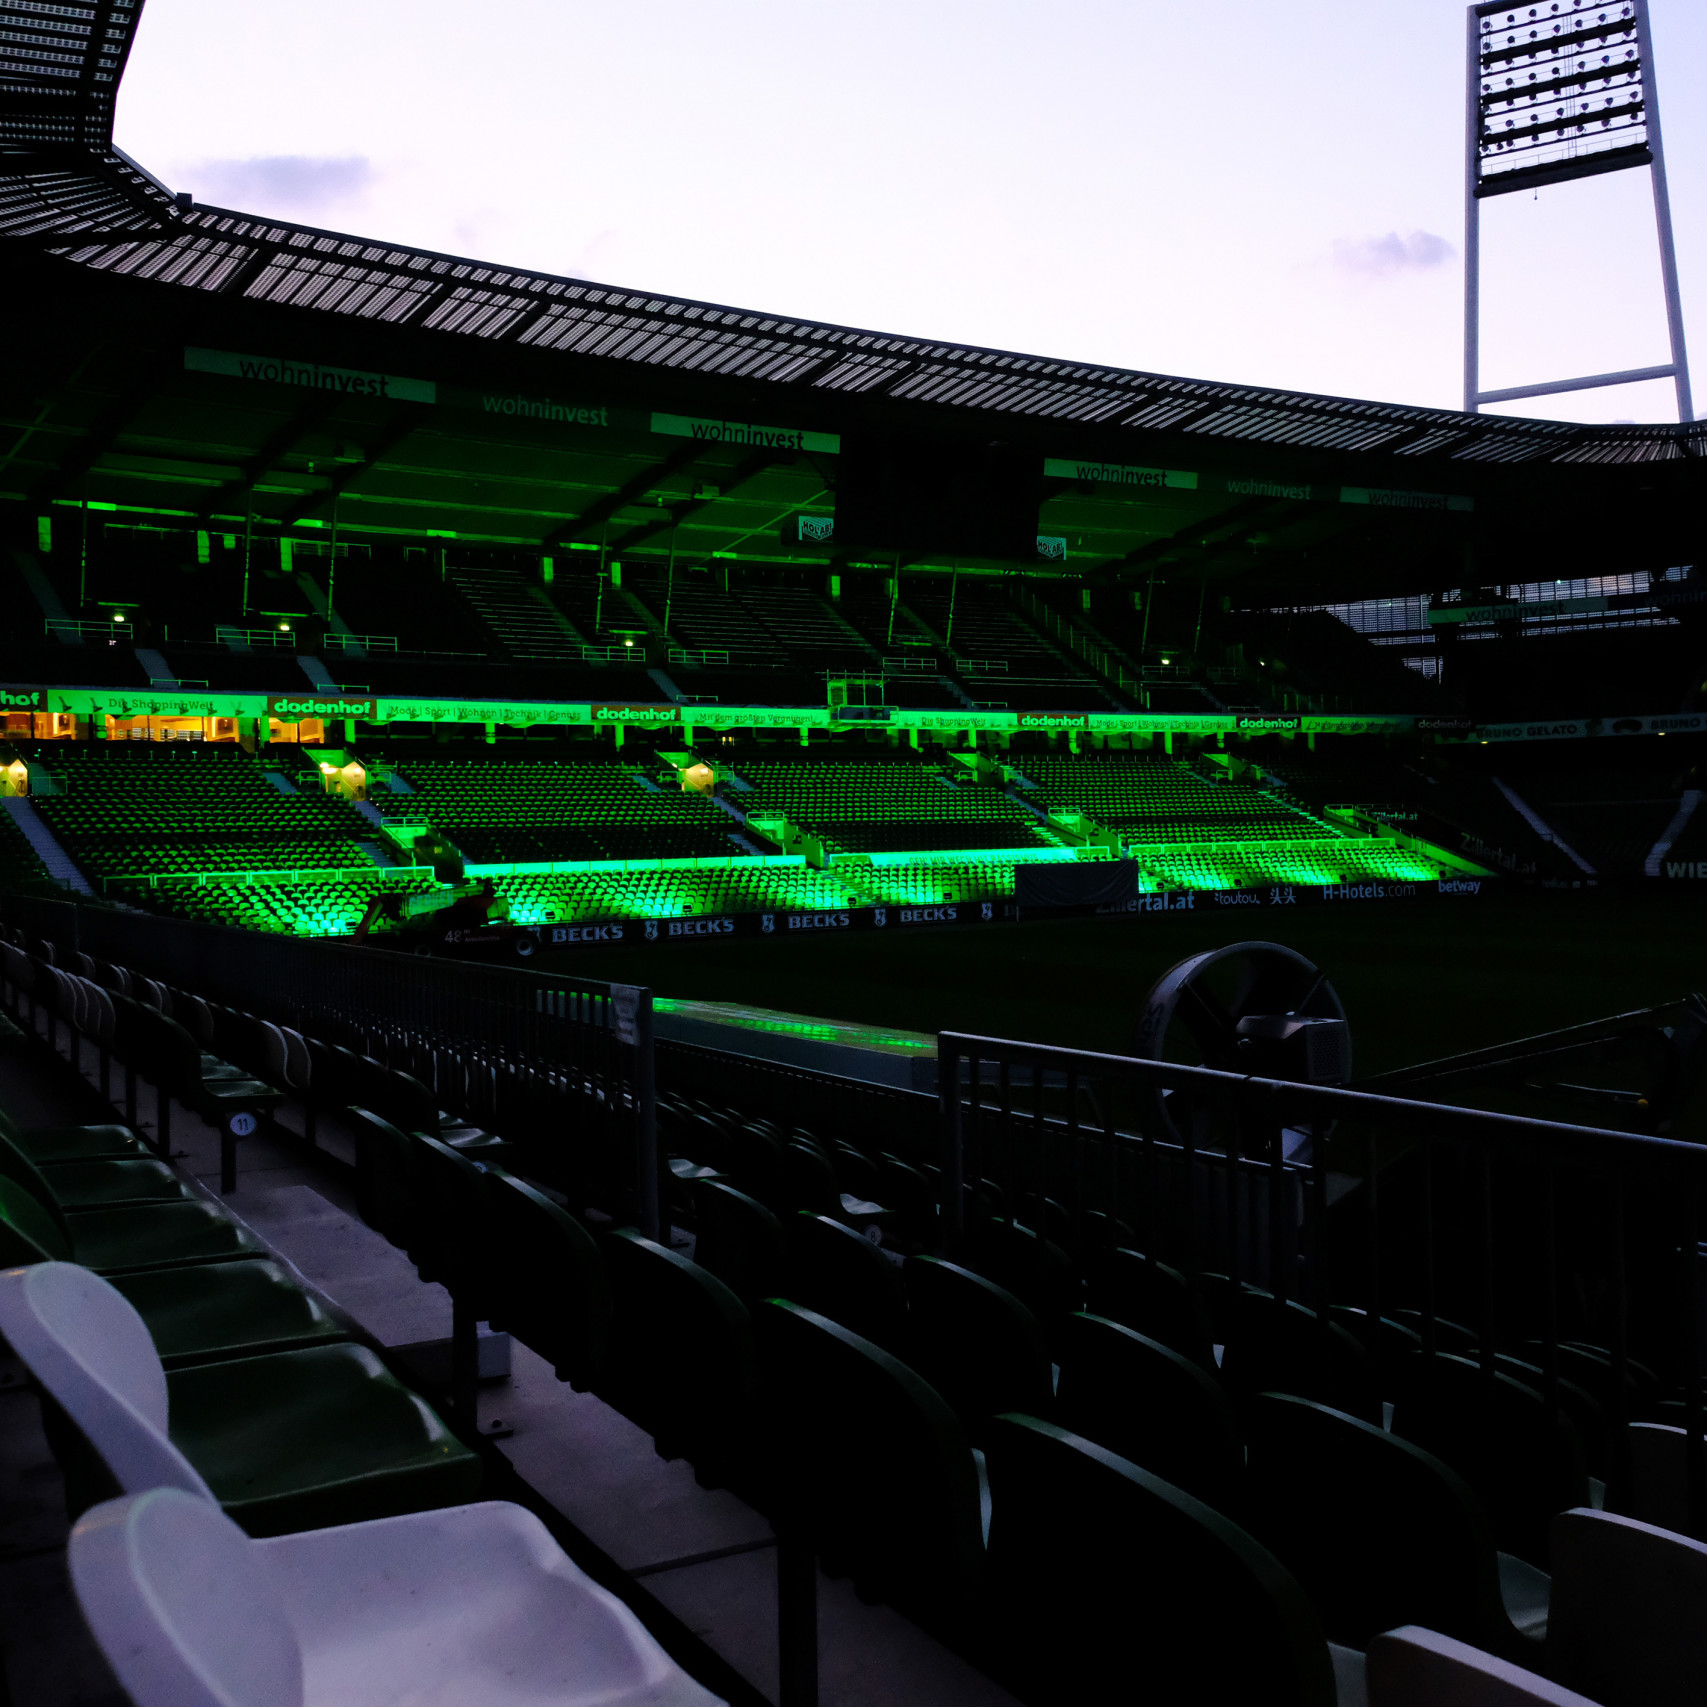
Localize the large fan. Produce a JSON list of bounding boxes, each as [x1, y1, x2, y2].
[[1134, 942, 1351, 1158]]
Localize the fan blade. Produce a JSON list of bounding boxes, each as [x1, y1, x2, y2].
[[1175, 977, 1240, 1061]]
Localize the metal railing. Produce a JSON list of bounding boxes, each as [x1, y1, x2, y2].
[[937, 1029, 1707, 1534], [46, 617, 151, 643], [2, 892, 661, 1237]]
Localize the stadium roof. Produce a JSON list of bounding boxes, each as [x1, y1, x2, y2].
[[2, 0, 1701, 607]]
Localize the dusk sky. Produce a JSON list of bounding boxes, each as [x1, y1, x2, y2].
[[113, 1, 1706, 425]]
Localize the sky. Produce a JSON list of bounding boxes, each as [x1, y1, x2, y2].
[[113, 1, 1707, 426]]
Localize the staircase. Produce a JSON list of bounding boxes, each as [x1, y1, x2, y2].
[[2, 797, 94, 894], [450, 567, 587, 662]]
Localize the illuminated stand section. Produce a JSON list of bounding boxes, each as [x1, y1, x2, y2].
[[0, 683, 1487, 939], [1464, 0, 1693, 419]]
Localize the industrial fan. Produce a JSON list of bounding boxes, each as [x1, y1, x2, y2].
[[1134, 941, 1352, 1160]]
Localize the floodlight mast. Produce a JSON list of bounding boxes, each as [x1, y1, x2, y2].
[[1463, 0, 1693, 421]]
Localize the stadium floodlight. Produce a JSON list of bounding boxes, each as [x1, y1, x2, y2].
[[1463, 0, 1692, 420]]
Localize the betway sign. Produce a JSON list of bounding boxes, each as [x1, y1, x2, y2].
[[266, 695, 377, 720]]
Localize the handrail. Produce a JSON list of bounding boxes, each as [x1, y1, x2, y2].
[[935, 1026, 1707, 1536]]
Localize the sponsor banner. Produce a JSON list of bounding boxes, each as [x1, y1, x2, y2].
[[1091, 874, 1490, 916], [266, 694, 378, 721], [593, 703, 682, 724], [1016, 710, 1090, 731], [1463, 712, 1707, 743], [442, 385, 622, 428], [1043, 458, 1197, 490], [533, 872, 1493, 950], [1035, 535, 1068, 563], [651, 412, 840, 455], [1341, 485, 1474, 513], [1415, 717, 1474, 734], [186, 346, 435, 404], [380, 700, 592, 726], [1663, 862, 1707, 880], [1427, 595, 1607, 626], [1235, 712, 1301, 733], [536, 898, 1012, 949], [0, 687, 47, 712]]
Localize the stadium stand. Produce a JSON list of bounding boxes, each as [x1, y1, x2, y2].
[[31, 745, 380, 882], [9, 919, 1707, 1707], [385, 752, 745, 863], [735, 754, 1060, 856]]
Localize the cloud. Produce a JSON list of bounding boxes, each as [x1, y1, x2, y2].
[[1331, 229, 1455, 280], [179, 155, 378, 218]]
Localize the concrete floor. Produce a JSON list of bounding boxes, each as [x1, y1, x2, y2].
[[0, 1007, 1020, 1707]]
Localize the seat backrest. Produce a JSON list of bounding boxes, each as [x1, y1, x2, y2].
[[903, 1255, 1051, 1432], [785, 1212, 907, 1353], [963, 1217, 1080, 1328], [604, 1229, 758, 1483], [1392, 1350, 1589, 1568], [756, 1298, 984, 1616], [0, 1263, 213, 1502], [1055, 1310, 1241, 1510], [347, 1108, 422, 1251], [483, 1171, 610, 1388], [1245, 1391, 1519, 1656], [0, 1175, 74, 1263], [1221, 1289, 1379, 1423], [1547, 1507, 1707, 1707], [70, 1488, 302, 1707], [693, 1179, 786, 1303], [1619, 1421, 1692, 1535], [980, 1412, 1335, 1707], [1367, 1626, 1599, 1707], [0, 1128, 77, 1234]]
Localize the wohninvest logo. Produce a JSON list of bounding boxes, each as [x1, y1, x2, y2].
[[186, 347, 435, 404]]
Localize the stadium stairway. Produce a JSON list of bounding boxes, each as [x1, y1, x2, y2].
[[0, 799, 92, 895]]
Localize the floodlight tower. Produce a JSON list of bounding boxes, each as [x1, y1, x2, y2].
[[1464, 0, 1693, 420]]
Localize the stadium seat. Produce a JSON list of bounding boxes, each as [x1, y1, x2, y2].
[[600, 1229, 758, 1488], [1392, 1352, 1590, 1567], [0, 1103, 145, 1166], [0, 1261, 482, 1536], [1244, 1392, 1546, 1659], [1054, 1310, 1243, 1511], [0, 1175, 266, 1276], [977, 1412, 1341, 1706], [755, 1298, 984, 1619], [902, 1255, 1052, 1437], [1086, 1247, 1218, 1371], [1221, 1290, 1380, 1424], [1614, 1421, 1700, 1535], [1365, 1627, 1601, 1707], [106, 1260, 350, 1370], [784, 1211, 908, 1354], [692, 1179, 787, 1304], [482, 1170, 610, 1390], [70, 1486, 724, 1707], [1546, 1507, 1707, 1707], [0, 1124, 191, 1213]]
